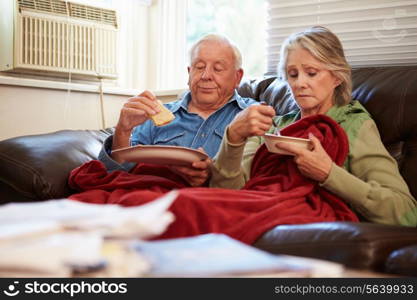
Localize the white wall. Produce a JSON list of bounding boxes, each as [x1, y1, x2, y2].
[[0, 83, 179, 141], [0, 0, 188, 141]]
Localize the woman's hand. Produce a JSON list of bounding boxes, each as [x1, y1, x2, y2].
[[227, 104, 276, 144], [275, 133, 333, 182]]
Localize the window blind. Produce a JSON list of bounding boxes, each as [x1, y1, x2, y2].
[[266, 0, 417, 75]]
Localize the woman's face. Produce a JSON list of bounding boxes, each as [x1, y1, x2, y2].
[[286, 47, 341, 117]]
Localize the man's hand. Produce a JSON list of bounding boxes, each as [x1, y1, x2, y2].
[[275, 133, 333, 182], [227, 104, 276, 144], [169, 148, 212, 187], [112, 90, 161, 152], [116, 90, 162, 133]]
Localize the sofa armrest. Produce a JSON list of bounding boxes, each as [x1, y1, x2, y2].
[[253, 222, 417, 272], [0, 128, 113, 202], [385, 244, 417, 276]]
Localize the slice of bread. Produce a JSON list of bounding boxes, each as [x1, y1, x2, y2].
[[149, 100, 175, 126]]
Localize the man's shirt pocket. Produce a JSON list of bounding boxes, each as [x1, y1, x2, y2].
[[153, 131, 186, 146]]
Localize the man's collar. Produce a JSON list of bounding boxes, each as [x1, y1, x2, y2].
[[232, 90, 249, 110], [169, 91, 191, 113], [171, 90, 244, 113]]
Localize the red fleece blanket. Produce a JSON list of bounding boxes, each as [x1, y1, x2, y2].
[[69, 114, 358, 244]]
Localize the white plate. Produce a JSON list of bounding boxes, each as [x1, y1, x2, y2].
[[111, 145, 209, 166], [264, 133, 312, 155]]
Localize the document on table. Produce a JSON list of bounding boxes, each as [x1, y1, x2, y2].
[[132, 233, 345, 278]]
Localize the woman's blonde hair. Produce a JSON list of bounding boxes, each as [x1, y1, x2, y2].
[[278, 26, 352, 106]]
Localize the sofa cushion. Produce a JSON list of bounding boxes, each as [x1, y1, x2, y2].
[[0, 129, 113, 201], [238, 77, 298, 116], [385, 244, 417, 276], [253, 222, 417, 272]]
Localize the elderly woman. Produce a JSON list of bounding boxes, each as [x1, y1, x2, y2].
[[210, 26, 417, 227]]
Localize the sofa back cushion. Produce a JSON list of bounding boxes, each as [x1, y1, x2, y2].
[[351, 66, 417, 199]]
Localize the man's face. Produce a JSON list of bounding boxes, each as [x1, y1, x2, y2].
[[188, 40, 243, 108]]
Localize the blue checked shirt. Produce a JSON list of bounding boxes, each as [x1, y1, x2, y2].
[[99, 90, 257, 172]]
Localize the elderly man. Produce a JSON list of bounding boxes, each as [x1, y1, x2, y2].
[[99, 34, 257, 186]]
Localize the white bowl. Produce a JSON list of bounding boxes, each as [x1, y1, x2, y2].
[[264, 133, 312, 155]]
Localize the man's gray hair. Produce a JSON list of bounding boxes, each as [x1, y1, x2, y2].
[[188, 34, 242, 70]]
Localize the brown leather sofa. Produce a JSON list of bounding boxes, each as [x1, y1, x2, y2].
[[1, 66, 417, 276]]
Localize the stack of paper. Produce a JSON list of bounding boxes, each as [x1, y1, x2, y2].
[[0, 191, 178, 277]]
